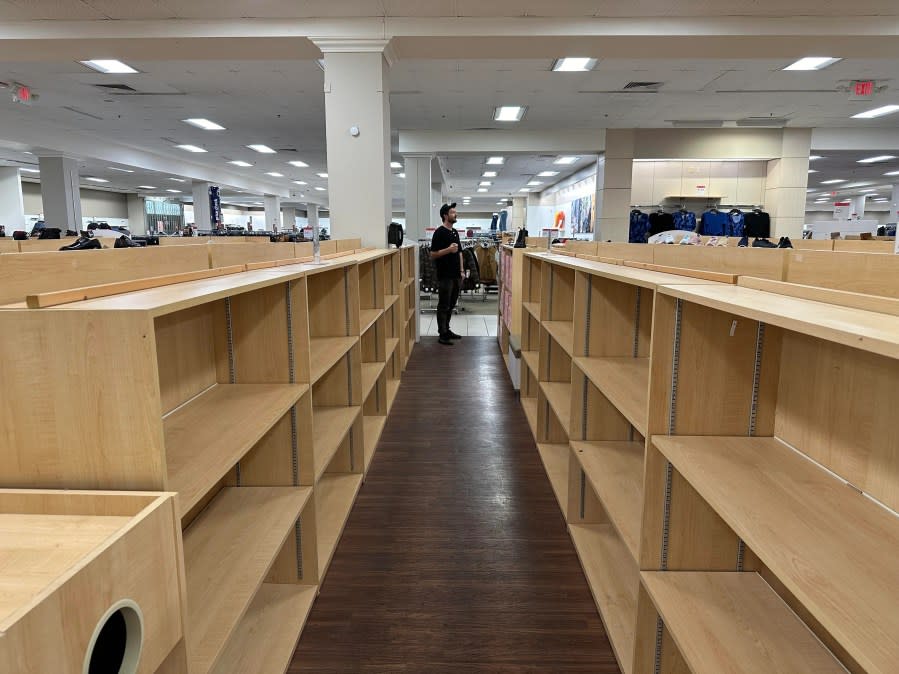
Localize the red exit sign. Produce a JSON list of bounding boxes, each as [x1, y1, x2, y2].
[[851, 80, 875, 100]]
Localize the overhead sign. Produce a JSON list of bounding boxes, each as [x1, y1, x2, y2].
[[850, 80, 875, 101]]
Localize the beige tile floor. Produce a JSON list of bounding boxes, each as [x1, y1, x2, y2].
[[419, 313, 499, 337]]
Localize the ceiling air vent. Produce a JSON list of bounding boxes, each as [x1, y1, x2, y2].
[[94, 83, 137, 92], [622, 81, 663, 91]]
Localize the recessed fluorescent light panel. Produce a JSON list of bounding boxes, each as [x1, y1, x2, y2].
[[138, 185, 156, 189], [247, 144, 276, 154], [288, 160, 309, 168], [292, 180, 307, 185], [820, 179, 846, 184], [527, 181, 543, 186], [183, 118, 225, 131], [398, 173, 406, 178], [80, 59, 139, 74], [885, 170, 899, 176], [554, 156, 580, 165], [852, 105, 899, 119], [107, 167, 134, 173], [486, 157, 505, 165], [85, 177, 108, 183], [552, 57, 597, 72], [19, 168, 39, 173], [265, 172, 284, 177], [168, 178, 186, 182], [482, 171, 497, 178], [857, 155, 896, 164], [808, 169, 818, 173], [390, 162, 403, 169], [518, 188, 532, 192], [494, 106, 527, 122], [317, 173, 328, 178], [809, 155, 823, 160], [782, 57, 841, 71], [176, 144, 207, 153], [477, 188, 488, 193], [479, 181, 492, 186], [228, 160, 253, 167], [314, 187, 326, 191], [166, 189, 181, 193], [537, 171, 560, 177]]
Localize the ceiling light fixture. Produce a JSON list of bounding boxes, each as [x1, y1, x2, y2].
[[265, 172, 284, 177], [168, 178, 186, 183], [166, 189, 181, 193], [782, 57, 841, 71], [809, 155, 824, 160], [482, 171, 497, 178], [486, 156, 505, 165], [398, 173, 406, 178], [808, 169, 818, 173], [861, 189, 879, 192], [80, 59, 139, 74], [494, 106, 527, 122], [554, 156, 580, 165], [885, 170, 899, 176], [182, 118, 225, 131], [538, 171, 560, 177], [518, 188, 532, 192], [820, 179, 847, 184], [857, 155, 896, 164], [107, 167, 134, 173], [479, 181, 492, 186], [138, 185, 156, 189], [228, 160, 253, 167], [477, 188, 488, 193], [85, 177, 108, 183], [551, 57, 597, 72], [175, 144, 207, 153], [292, 180, 307, 185], [314, 187, 326, 191], [390, 161, 403, 169], [852, 104, 899, 119], [19, 168, 39, 173], [247, 144, 276, 154], [527, 181, 543, 186], [288, 160, 309, 168]]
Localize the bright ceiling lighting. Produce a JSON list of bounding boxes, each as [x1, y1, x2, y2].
[[782, 57, 841, 71], [477, 188, 488, 193], [176, 144, 207, 153], [857, 155, 896, 164], [107, 167, 134, 173], [390, 161, 403, 169], [166, 189, 181, 193], [852, 105, 899, 119], [168, 178, 186, 182], [398, 173, 406, 178], [288, 160, 309, 168], [554, 156, 580, 165], [265, 172, 284, 177], [808, 169, 818, 173], [538, 170, 560, 177], [861, 189, 879, 192], [80, 59, 139, 74], [247, 144, 276, 153], [482, 171, 497, 178], [228, 160, 253, 167], [885, 170, 899, 176], [527, 181, 543, 186], [183, 118, 225, 131], [518, 188, 532, 192], [486, 156, 505, 165], [494, 106, 527, 122], [497, 201, 506, 205], [85, 177, 108, 183], [314, 186, 326, 191], [809, 155, 824, 160], [317, 172, 328, 178], [479, 181, 492, 186], [552, 57, 597, 72], [138, 185, 156, 189], [873, 198, 889, 201], [293, 180, 307, 185], [23, 151, 33, 155], [19, 168, 39, 173], [820, 179, 846, 184]]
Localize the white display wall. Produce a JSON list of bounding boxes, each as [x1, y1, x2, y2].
[[631, 160, 768, 207], [530, 170, 597, 239]]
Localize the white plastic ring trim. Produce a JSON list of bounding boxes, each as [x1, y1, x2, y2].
[[81, 598, 144, 674]]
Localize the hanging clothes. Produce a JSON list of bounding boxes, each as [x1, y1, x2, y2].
[[648, 210, 675, 236], [629, 210, 651, 243], [672, 210, 698, 231], [474, 244, 498, 284], [726, 209, 745, 238], [700, 209, 729, 236], [419, 245, 439, 293], [461, 247, 481, 291], [744, 210, 771, 238]]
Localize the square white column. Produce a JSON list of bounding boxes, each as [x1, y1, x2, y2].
[[264, 195, 281, 231], [402, 154, 432, 242], [0, 167, 25, 231], [191, 181, 212, 229], [38, 155, 82, 231]]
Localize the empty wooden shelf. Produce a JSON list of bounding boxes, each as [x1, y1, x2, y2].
[[523, 301, 541, 319], [640, 571, 845, 674], [210, 584, 317, 674], [543, 320, 574, 355], [571, 441, 643, 561], [541, 381, 572, 436], [360, 308, 381, 335], [573, 358, 649, 436], [521, 349, 539, 374], [521, 397, 538, 436], [316, 473, 364, 581], [652, 435, 899, 674], [386, 379, 400, 411], [536, 443, 569, 512], [363, 415, 387, 473], [386, 336, 400, 358], [312, 406, 362, 483], [184, 486, 312, 674], [361, 362, 385, 401], [0, 489, 186, 674], [310, 337, 358, 384], [384, 294, 399, 310], [165, 383, 308, 516], [569, 523, 638, 674]]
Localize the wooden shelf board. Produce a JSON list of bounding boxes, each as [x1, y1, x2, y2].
[[536, 443, 569, 513], [571, 441, 644, 562], [384, 294, 399, 310], [568, 523, 638, 674], [363, 415, 387, 474], [653, 435, 899, 674], [316, 473, 364, 581], [521, 350, 539, 374], [543, 320, 574, 356], [574, 357, 649, 436], [407, 307, 415, 322], [540, 381, 572, 437], [361, 362, 385, 401], [521, 397, 538, 438], [184, 486, 312, 674], [360, 308, 382, 335], [386, 336, 400, 359], [210, 583, 317, 674], [313, 406, 362, 483], [309, 337, 357, 385], [642, 571, 845, 674], [386, 379, 400, 412], [165, 383, 308, 516], [523, 301, 541, 319]]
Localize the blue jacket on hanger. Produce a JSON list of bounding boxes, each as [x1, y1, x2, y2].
[[629, 210, 651, 243], [726, 210, 745, 237], [700, 209, 728, 236], [672, 210, 697, 231]]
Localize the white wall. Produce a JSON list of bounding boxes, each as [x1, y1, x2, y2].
[[630, 160, 768, 206], [804, 209, 895, 226], [532, 168, 598, 238], [22, 182, 128, 219]]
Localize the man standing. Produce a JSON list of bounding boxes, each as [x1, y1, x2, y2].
[[431, 203, 464, 346]]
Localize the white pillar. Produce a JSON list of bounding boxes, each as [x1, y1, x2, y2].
[[597, 130, 634, 242], [281, 206, 297, 231], [191, 181, 211, 229], [306, 204, 321, 260], [126, 194, 146, 235], [853, 195, 867, 219], [315, 40, 392, 248], [0, 167, 25, 232], [264, 195, 282, 231], [38, 155, 82, 231], [593, 157, 605, 241], [403, 154, 432, 242], [894, 185, 899, 254], [511, 197, 527, 231], [764, 128, 812, 239]]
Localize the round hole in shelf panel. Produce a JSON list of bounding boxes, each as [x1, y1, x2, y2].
[[83, 599, 144, 674]]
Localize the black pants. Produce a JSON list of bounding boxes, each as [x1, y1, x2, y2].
[[436, 277, 460, 336]]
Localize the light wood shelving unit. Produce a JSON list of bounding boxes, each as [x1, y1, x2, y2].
[[509, 250, 899, 674], [0, 247, 412, 674]]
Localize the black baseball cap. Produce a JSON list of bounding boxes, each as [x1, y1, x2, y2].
[[439, 202, 457, 220]]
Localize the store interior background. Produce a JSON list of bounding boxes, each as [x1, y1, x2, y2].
[[0, 3, 898, 249]]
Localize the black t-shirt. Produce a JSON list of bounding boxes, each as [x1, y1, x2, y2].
[[431, 225, 462, 279]]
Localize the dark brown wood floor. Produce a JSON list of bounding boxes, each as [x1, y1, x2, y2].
[[290, 337, 620, 673]]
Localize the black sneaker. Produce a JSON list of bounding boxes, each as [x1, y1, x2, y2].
[[777, 236, 793, 249], [445, 330, 462, 340], [752, 238, 777, 248], [438, 335, 454, 345], [737, 235, 749, 247]]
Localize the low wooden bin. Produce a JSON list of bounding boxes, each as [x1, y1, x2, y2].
[[0, 489, 187, 674]]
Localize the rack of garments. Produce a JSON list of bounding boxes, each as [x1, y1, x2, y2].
[[672, 208, 698, 232], [699, 207, 729, 236], [648, 208, 675, 237], [629, 209, 652, 243], [743, 208, 771, 238]]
